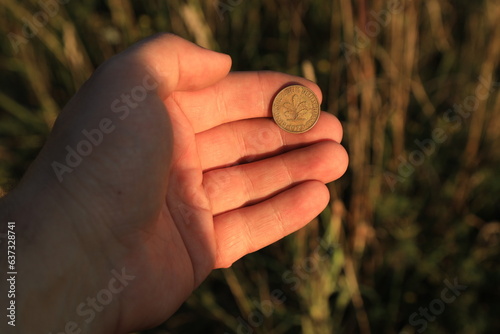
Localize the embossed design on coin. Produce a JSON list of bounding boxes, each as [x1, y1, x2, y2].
[[272, 85, 320, 133]]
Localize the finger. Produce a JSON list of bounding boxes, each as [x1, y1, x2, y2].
[[170, 71, 322, 133], [197, 112, 343, 171], [214, 180, 329, 268], [204, 141, 348, 215]]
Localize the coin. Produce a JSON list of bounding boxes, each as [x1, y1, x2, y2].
[[272, 85, 320, 134]]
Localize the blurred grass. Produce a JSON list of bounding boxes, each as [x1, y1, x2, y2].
[[1, 0, 500, 333]]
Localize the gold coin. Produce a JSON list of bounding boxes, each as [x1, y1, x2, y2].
[[272, 85, 320, 134]]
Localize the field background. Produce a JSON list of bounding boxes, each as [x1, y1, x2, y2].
[[1, 0, 499, 333]]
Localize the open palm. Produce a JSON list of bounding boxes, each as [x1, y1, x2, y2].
[[14, 34, 348, 333]]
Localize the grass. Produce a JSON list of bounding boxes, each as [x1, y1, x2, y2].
[[1, 0, 499, 333]]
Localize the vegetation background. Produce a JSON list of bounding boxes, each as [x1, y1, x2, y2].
[[1, 0, 499, 333]]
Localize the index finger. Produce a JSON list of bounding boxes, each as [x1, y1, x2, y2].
[[167, 71, 323, 133]]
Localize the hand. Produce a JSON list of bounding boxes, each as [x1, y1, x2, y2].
[[0, 34, 348, 333]]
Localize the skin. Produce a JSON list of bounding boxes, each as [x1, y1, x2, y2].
[[0, 34, 348, 333]]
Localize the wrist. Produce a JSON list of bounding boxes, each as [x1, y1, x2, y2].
[[0, 182, 123, 334]]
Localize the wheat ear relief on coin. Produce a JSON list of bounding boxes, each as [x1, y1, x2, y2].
[[272, 85, 320, 134]]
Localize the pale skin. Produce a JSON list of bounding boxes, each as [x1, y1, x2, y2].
[[0, 34, 348, 333]]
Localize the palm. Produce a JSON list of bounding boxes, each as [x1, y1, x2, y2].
[[121, 70, 348, 326]]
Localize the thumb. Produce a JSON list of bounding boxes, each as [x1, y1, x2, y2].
[[117, 33, 232, 99]]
